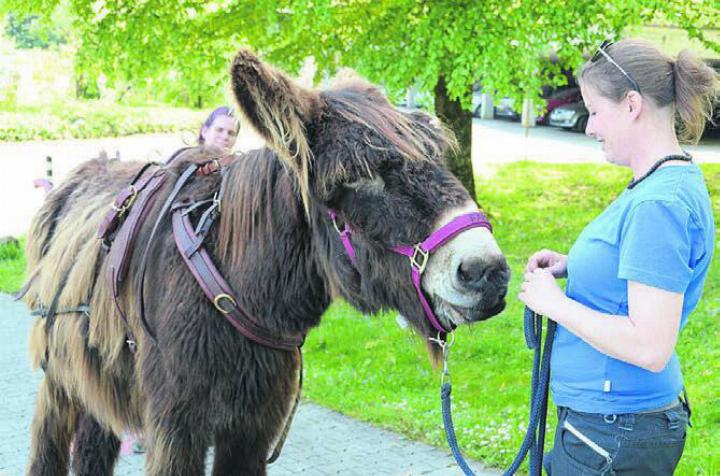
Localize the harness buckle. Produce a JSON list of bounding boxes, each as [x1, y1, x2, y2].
[[212, 191, 221, 213], [213, 293, 237, 314], [410, 245, 429, 273], [111, 185, 138, 216], [126, 339, 137, 353]]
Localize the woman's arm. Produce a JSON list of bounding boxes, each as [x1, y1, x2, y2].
[[519, 270, 683, 372]]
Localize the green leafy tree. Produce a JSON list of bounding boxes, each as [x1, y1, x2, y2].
[[4, 13, 67, 49], [2, 0, 717, 195]]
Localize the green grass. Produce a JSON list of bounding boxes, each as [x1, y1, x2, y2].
[[0, 238, 25, 294], [0, 101, 207, 142], [2, 162, 718, 474]]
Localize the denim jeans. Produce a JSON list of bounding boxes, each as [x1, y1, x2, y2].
[[544, 401, 689, 475]]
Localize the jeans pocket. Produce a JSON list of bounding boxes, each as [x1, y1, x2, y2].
[[559, 417, 614, 475]]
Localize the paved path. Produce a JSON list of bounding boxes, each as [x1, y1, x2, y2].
[[0, 294, 498, 475]]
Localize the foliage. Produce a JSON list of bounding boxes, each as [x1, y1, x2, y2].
[[1, 1, 716, 191], [4, 1, 714, 111], [3, 13, 67, 49], [2, 163, 718, 474], [0, 101, 207, 141]]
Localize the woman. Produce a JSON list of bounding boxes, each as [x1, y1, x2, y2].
[[198, 106, 240, 152], [519, 39, 717, 475]]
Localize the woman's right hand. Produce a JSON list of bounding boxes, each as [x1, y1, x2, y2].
[[525, 249, 568, 278]]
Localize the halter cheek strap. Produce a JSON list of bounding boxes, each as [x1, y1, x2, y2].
[[328, 210, 493, 334]]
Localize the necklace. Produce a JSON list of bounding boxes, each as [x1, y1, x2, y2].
[[627, 153, 693, 189]]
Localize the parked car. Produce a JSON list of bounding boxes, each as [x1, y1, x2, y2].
[[489, 86, 582, 124], [549, 100, 589, 132], [493, 97, 520, 121], [537, 87, 583, 124]]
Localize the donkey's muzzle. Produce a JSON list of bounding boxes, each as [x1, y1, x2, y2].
[[456, 256, 510, 318]]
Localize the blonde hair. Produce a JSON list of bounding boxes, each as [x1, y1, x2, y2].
[[580, 38, 719, 143]]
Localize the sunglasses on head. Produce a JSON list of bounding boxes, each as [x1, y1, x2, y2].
[[591, 40, 641, 93]]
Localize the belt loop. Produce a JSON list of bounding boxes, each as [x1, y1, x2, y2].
[[617, 413, 635, 431], [665, 410, 681, 430]]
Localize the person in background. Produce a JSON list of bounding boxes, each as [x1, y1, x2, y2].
[[197, 106, 240, 153], [519, 38, 717, 475]]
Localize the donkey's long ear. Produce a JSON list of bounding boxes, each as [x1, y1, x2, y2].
[[230, 49, 321, 168]]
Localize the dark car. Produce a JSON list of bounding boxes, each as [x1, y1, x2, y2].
[[491, 86, 582, 124], [549, 100, 589, 132], [493, 97, 520, 121]]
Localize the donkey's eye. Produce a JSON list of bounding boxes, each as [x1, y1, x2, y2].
[[343, 175, 385, 194]]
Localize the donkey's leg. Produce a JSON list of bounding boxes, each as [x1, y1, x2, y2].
[[70, 412, 120, 476], [144, 407, 208, 476], [211, 429, 271, 476], [26, 377, 79, 476]]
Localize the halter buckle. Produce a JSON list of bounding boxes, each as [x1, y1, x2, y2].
[[213, 293, 237, 314], [410, 245, 429, 273]]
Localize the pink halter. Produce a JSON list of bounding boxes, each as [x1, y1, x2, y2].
[[328, 210, 493, 334]]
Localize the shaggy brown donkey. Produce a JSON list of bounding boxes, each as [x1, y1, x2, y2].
[[22, 49, 510, 476]]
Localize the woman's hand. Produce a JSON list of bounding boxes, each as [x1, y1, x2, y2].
[[518, 268, 567, 318], [525, 249, 568, 278]]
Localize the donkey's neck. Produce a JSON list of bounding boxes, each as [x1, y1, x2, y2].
[[215, 148, 330, 336]]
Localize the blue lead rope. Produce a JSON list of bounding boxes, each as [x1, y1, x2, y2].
[[440, 306, 557, 476]]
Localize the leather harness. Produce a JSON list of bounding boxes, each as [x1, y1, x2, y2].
[[97, 149, 303, 463], [95, 149, 305, 353]]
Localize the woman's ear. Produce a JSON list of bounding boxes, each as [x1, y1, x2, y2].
[[627, 90, 642, 119]]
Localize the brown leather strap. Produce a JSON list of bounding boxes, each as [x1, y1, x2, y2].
[[97, 162, 161, 244], [267, 348, 303, 463], [172, 208, 305, 351], [106, 170, 167, 345], [136, 164, 200, 344], [196, 153, 239, 176]]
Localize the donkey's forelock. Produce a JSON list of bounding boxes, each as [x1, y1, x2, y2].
[[322, 82, 456, 166], [229, 49, 456, 211]]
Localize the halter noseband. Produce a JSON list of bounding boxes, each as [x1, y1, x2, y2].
[[328, 209, 493, 335]]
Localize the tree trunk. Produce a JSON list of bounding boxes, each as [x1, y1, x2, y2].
[[433, 75, 476, 199]]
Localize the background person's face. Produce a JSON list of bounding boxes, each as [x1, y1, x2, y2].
[[202, 115, 238, 152]]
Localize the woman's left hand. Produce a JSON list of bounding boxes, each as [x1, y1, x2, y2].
[[518, 268, 567, 318]]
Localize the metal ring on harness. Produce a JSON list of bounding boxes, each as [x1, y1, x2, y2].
[[213, 293, 237, 314], [111, 185, 138, 215]]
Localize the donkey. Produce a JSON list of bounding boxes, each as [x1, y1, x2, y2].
[[22, 49, 510, 476]]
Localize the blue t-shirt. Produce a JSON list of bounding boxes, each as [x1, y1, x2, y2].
[[551, 164, 715, 414]]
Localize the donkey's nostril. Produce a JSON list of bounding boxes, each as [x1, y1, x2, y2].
[[457, 257, 511, 293], [457, 259, 486, 287]]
